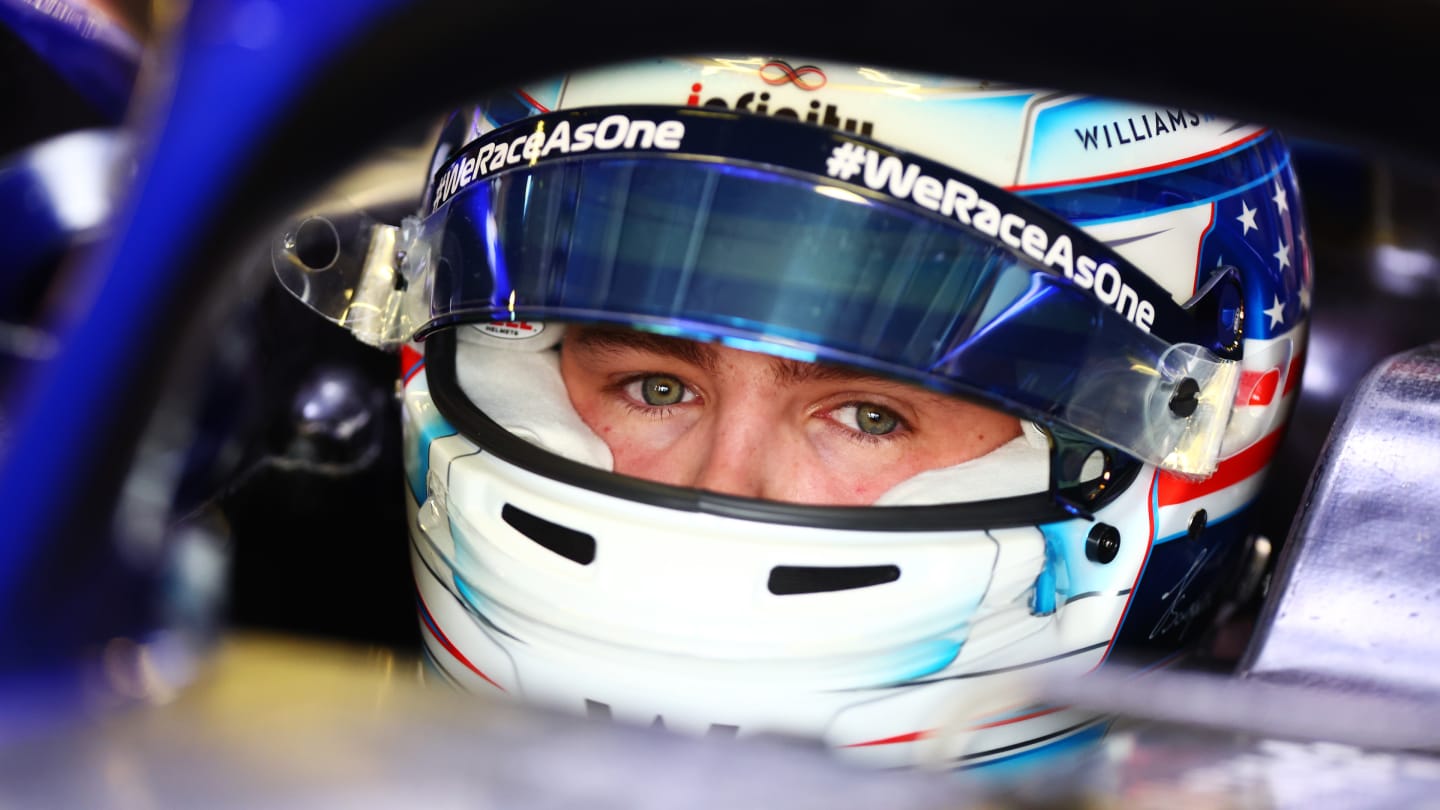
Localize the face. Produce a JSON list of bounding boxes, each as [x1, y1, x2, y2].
[[558, 325, 1022, 506]]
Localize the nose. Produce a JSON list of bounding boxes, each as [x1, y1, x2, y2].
[[691, 427, 767, 500], [689, 404, 784, 501]]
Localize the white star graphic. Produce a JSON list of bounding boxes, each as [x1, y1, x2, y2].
[[1272, 180, 1289, 215], [1237, 200, 1258, 235], [1274, 237, 1292, 270], [1264, 295, 1286, 329], [1299, 284, 1312, 311]]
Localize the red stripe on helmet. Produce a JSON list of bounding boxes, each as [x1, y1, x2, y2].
[[1191, 203, 1216, 297], [1240, 368, 1281, 407], [516, 89, 551, 113], [842, 729, 931, 748], [416, 592, 506, 692], [1009, 129, 1269, 192], [1100, 471, 1160, 667], [1158, 429, 1283, 506], [967, 704, 1069, 731], [841, 705, 1071, 747], [401, 344, 425, 384]]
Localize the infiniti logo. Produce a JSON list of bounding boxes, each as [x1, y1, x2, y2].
[[760, 59, 826, 90], [684, 66, 874, 137]]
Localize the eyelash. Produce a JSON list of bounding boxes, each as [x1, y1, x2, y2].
[[826, 402, 912, 445], [612, 373, 699, 418]]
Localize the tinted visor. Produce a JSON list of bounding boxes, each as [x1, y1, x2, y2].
[[427, 156, 1038, 369]]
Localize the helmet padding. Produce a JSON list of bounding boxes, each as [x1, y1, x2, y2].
[[872, 422, 1050, 506], [455, 324, 614, 470]]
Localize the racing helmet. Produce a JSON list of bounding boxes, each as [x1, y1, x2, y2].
[[274, 55, 1310, 768]]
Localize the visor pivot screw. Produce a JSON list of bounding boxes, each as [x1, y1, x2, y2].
[[1187, 509, 1208, 541], [1169, 378, 1201, 418], [1086, 523, 1121, 564]]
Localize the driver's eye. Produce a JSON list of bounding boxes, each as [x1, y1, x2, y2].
[[640, 375, 686, 406], [855, 404, 899, 436]]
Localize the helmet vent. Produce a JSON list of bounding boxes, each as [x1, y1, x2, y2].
[[767, 565, 900, 596], [501, 504, 596, 565]]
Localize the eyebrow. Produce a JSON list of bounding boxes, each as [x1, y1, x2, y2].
[[567, 325, 907, 388], [569, 326, 721, 373]]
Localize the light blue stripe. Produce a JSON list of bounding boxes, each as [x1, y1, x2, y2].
[[888, 638, 963, 683], [1153, 505, 1247, 544], [407, 410, 457, 504], [1068, 153, 1292, 227]]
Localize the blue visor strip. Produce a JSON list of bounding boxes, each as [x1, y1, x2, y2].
[[425, 105, 1207, 346]]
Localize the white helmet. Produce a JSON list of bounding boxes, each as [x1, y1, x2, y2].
[[276, 55, 1310, 768]]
